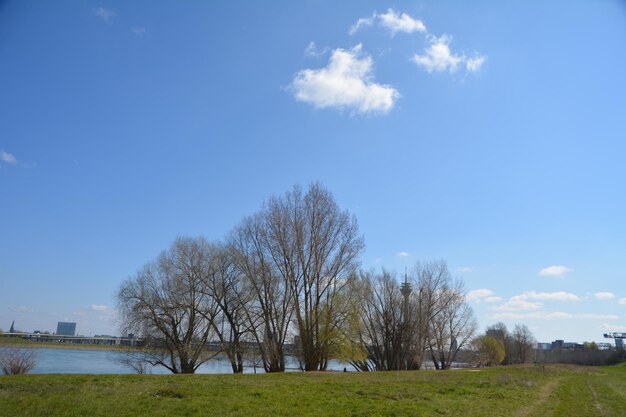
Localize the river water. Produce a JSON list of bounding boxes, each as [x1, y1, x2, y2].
[[15, 348, 348, 374]]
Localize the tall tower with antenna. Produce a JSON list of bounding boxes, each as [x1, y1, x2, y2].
[[400, 267, 412, 300]]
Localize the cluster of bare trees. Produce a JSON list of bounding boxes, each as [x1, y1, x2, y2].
[[118, 184, 364, 373], [347, 262, 477, 371], [117, 183, 477, 374]]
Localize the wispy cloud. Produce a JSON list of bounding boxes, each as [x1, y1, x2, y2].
[[12, 305, 31, 313], [350, 9, 426, 36], [413, 35, 486, 74], [291, 44, 399, 114], [600, 323, 626, 332], [132, 27, 146, 36], [458, 266, 473, 273], [304, 41, 329, 58], [466, 56, 486, 72], [349, 15, 375, 35], [396, 251, 410, 258], [1, 150, 17, 165], [493, 312, 619, 320], [539, 265, 572, 277], [90, 304, 109, 312], [595, 292, 615, 301], [94, 7, 116, 24], [619, 297, 626, 305]]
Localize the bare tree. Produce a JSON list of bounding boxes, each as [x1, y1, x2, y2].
[[0, 347, 37, 375], [117, 237, 218, 374], [410, 260, 458, 369], [428, 284, 477, 370], [355, 270, 408, 371], [229, 213, 294, 372], [512, 324, 536, 364], [203, 243, 249, 373], [264, 183, 364, 371]]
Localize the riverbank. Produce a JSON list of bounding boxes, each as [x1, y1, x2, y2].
[[1, 364, 625, 416], [0, 336, 132, 351]]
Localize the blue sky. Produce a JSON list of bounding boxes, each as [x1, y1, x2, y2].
[[1, 1, 625, 344]]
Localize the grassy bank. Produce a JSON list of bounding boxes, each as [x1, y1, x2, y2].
[[1, 364, 625, 416], [0, 336, 131, 351]]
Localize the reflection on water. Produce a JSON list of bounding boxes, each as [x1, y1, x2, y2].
[[23, 348, 346, 374]]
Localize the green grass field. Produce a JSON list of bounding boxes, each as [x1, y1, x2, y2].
[[1, 364, 625, 417]]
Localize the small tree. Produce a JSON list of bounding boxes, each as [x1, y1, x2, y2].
[[471, 336, 504, 367], [0, 348, 37, 375], [486, 322, 515, 364], [511, 324, 536, 364]]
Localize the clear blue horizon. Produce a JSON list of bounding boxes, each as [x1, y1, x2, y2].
[[1, 1, 625, 345]]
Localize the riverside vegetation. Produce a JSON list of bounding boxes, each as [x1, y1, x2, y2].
[[1, 364, 625, 417]]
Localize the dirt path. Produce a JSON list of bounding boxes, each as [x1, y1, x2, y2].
[[514, 378, 560, 417], [586, 379, 605, 417]]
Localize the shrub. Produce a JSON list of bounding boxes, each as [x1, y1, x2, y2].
[[0, 348, 37, 375]]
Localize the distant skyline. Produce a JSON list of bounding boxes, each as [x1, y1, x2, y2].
[[1, 1, 625, 344]]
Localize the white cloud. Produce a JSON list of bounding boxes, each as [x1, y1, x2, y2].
[[291, 44, 399, 114], [517, 291, 580, 302], [493, 299, 543, 312], [539, 265, 572, 277], [467, 288, 494, 302], [132, 27, 146, 36], [350, 9, 426, 36], [396, 251, 410, 258], [458, 266, 473, 273], [378, 9, 426, 35], [413, 35, 483, 74], [493, 291, 579, 312], [493, 312, 619, 320], [467, 289, 501, 303], [12, 305, 31, 313], [619, 297, 626, 305], [1, 150, 17, 164], [90, 304, 108, 312], [94, 7, 116, 24], [595, 292, 615, 301]]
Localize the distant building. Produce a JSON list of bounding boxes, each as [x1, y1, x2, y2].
[[550, 340, 583, 350], [551, 340, 564, 350], [536, 342, 552, 350], [56, 322, 76, 336]]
